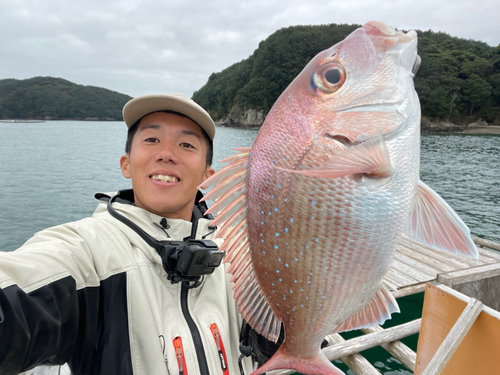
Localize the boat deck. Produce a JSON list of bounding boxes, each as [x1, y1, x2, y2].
[[388, 236, 500, 299]]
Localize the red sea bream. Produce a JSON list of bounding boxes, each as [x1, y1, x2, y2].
[[200, 20, 478, 375]]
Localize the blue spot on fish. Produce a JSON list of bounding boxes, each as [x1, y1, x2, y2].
[[274, 245, 278, 249], [295, 258, 298, 261], [285, 228, 288, 233], [276, 270, 280, 273], [276, 233, 279, 236], [274, 207, 278, 212], [278, 258, 281, 261], [277, 184, 281, 188], [285, 263, 289, 267], [290, 218, 294, 223], [279, 278, 282, 282], [311, 201, 315, 207], [315, 238, 319, 243]]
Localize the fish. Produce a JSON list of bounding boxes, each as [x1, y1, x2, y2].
[[200, 20, 478, 375]]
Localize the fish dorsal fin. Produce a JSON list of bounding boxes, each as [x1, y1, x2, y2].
[[199, 148, 282, 343], [279, 131, 393, 179], [333, 281, 400, 333], [404, 181, 478, 258]]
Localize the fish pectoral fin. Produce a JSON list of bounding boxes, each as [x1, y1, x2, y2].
[[403, 180, 478, 258], [278, 131, 393, 179], [333, 281, 400, 333]]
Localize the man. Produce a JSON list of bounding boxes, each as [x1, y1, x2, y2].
[[0, 93, 254, 374]]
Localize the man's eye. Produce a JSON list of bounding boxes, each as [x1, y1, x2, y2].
[[180, 142, 194, 148], [145, 138, 159, 143]]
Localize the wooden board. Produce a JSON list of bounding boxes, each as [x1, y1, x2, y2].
[[387, 237, 500, 298], [414, 283, 500, 374]]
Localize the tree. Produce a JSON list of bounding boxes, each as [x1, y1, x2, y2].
[[460, 74, 492, 116]]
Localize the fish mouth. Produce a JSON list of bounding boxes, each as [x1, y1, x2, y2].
[[363, 20, 420, 73], [363, 20, 417, 48]]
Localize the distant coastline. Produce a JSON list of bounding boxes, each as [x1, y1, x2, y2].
[[3, 119, 499, 136], [215, 120, 500, 136], [0, 119, 45, 123]]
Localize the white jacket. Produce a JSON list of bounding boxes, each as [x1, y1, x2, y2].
[[0, 190, 254, 375]]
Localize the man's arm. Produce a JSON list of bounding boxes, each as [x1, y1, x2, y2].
[[0, 222, 101, 374]]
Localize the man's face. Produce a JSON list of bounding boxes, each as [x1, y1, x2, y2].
[[120, 112, 214, 221]]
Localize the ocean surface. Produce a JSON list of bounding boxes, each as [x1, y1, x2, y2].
[[0, 121, 499, 373]]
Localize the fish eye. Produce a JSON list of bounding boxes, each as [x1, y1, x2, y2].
[[312, 61, 346, 93]]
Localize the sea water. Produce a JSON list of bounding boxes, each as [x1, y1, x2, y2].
[[0, 121, 499, 373]]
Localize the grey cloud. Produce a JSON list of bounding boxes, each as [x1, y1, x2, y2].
[[1, 0, 498, 99]]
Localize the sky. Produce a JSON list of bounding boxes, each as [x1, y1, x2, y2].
[[1, 0, 499, 99]]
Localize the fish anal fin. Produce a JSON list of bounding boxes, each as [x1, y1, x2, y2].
[[334, 281, 400, 333], [404, 180, 478, 258], [278, 131, 392, 179]]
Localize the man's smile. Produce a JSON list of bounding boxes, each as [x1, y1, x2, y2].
[[150, 174, 180, 183]]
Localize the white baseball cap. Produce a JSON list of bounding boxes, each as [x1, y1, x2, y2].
[[122, 93, 216, 140]]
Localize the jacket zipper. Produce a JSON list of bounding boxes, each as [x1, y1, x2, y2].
[[180, 281, 209, 375], [210, 323, 229, 375], [173, 337, 188, 375]]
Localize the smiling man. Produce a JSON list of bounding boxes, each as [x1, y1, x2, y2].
[[0, 93, 257, 375], [121, 98, 215, 220]]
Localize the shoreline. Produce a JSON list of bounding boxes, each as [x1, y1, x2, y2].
[[216, 122, 500, 136], [422, 126, 500, 135]]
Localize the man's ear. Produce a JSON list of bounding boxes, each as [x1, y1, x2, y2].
[[204, 167, 215, 181], [120, 155, 131, 179]]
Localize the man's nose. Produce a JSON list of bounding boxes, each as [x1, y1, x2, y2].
[[156, 142, 178, 163]]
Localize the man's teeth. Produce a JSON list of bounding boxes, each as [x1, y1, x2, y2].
[[152, 175, 179, 183]]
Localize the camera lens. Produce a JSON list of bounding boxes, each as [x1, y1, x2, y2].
[[208, 252, 224, 267]]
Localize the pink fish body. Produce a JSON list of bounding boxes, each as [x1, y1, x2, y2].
[[201, 21, 477, 375]]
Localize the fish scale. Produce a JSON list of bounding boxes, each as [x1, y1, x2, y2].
[[200, 20, 478, 375]]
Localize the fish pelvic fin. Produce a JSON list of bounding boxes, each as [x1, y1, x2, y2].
[[404, 180, 478, 258], [278, 131, 393, 179], [334, 280, 400, 333], [251, 347, 344, 375], [198, 147, 282, 342]]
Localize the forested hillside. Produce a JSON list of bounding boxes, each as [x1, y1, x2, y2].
[[193, 24, 500, 126], [0, 77, 132, 121]]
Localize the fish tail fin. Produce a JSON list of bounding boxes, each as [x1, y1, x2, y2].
[[251, 347, 344, 375]]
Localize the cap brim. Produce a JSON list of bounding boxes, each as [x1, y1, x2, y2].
[[122, 94, 215, 140]]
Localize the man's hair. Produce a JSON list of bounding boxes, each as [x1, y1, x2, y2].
[[125, 110, 213, 166]]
